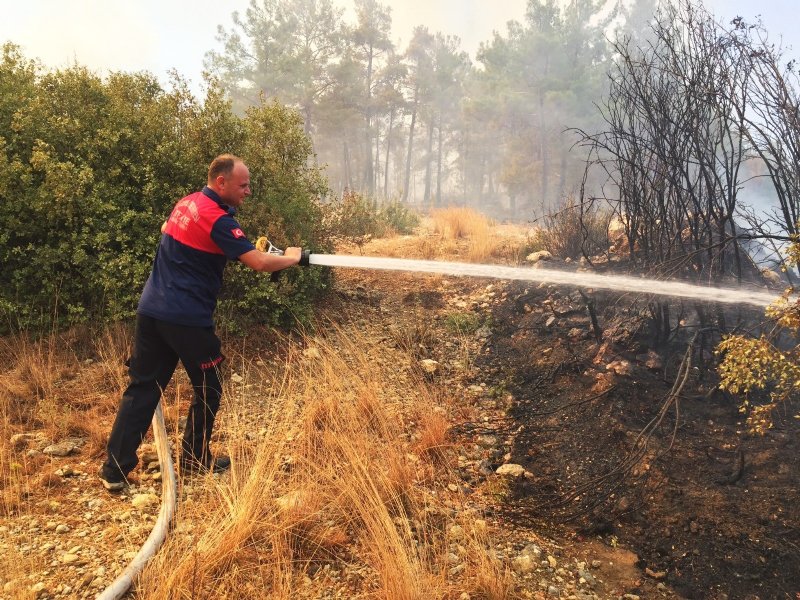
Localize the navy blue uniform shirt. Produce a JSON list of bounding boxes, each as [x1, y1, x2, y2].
[[137, 187, 256, 327]]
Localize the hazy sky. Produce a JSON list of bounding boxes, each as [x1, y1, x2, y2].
[[0, 0, 796, 95]]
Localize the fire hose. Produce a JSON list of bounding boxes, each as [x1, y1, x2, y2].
[[96, 402, 176, 600]]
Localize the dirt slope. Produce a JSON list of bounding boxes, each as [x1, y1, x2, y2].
[[4, 240, 796, 599]]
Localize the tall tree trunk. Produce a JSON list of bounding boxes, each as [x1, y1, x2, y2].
[[557, 149, 568, 201], [539, 89, 549, 207], [343, 141, 353, 191], [436, 111, 443, 207], [402, 85, 419, 202], [303, 102, 318, 166], [538, 51, 551, 206], [364, 44, 375, 197], [384, 108, 394, 198], [424, 119, 435, 206], [373, 119, 381, 207]]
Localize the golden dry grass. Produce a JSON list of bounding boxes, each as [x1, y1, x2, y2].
[[358, 207, 532, 265], [130, 328, 510, 599]]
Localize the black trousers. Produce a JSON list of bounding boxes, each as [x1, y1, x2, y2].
[[102, 314, 224, 478]]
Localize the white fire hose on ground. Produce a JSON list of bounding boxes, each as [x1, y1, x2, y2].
[[96, 402, 177, 600]]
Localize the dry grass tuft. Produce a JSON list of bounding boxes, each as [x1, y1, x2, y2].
[[412, 409, 451, 463], [431, 207, 491, 240], [0, 325, 130, 513]]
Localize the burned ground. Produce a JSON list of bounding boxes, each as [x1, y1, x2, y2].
[[478, 280, 800, 599]]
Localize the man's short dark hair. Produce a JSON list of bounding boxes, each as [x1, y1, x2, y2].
[[208, 154, 242, 183]]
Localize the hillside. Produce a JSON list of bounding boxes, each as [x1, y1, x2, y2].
[[1, 223, 797, 600]]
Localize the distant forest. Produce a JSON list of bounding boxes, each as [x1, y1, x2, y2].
[[206, 0, 659, 217]]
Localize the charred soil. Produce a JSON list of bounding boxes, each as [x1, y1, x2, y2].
[[477, 279, 800, 600]]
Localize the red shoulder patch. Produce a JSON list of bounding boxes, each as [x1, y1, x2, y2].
[[231, 228, 246, 239]]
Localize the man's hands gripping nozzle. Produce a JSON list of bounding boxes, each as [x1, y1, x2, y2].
[[255, 237, 311, 281]]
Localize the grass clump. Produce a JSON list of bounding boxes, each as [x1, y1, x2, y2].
[[444, 312, 481, 335]]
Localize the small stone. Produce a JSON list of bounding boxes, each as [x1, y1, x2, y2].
[[141, 451, 158, 464], [449, 525, 465, 540], [449, 564, 465, 576], [302, 347, 321, 360], [10, 433, 36, 448], [419, 359, 439, 374], [230, 373, 244, 383], [522, 543, 542, 558], [43, 441, 77, 457], [547, 555, 558, 569], [526, 250, 553, 264], [61, 553, 80, 564], [495, 463, 527, 478], [478, 434, 498, 447], [512, 554, 535, 574], [55, 524, 70, 534], [131, 494, 159, 509]]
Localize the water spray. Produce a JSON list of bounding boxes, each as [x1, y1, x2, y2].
[[255, 236, 782, 306], [302, 250, 781, 308], [312, 254, 783, 306]]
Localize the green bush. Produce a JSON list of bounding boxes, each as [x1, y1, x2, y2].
[[380, 201, 420, 234], [323, 192, 420, 248], [327, 190, 387, 241], [0, 44, 330, 332]]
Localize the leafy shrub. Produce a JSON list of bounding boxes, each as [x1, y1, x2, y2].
[[444, 312, 481, 335], [716, 233, 800, 433], [0, 44, 330, 332], [325, 189, 387, 242], [380, 201, 419, 234]]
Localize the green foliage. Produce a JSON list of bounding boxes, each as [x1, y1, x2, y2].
[[0, 44, 330, 332], [217, 100, 332, 329], [322, 191, 421, 251], [443, 312, 481, 335], [380, 200, 419, 234], [326, 190, 387, 241], [716, 236, 800, 434]]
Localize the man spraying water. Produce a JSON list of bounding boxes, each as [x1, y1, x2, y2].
[[99, 154, 306, 491]]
